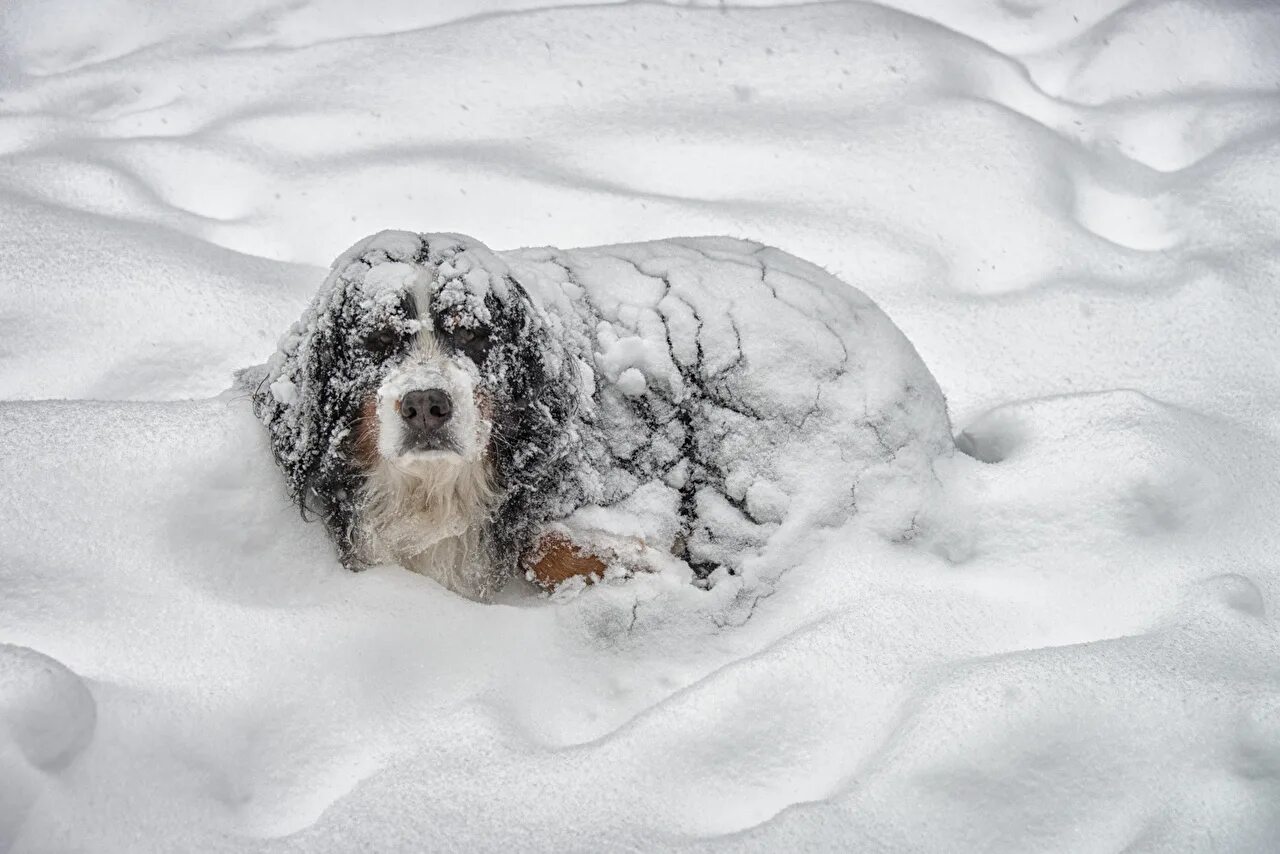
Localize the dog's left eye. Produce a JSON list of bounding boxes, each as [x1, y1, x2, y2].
[[451, 327, 492, 363], [364, 326, 401, 354]]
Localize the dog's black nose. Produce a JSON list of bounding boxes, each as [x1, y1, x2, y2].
[[400, 389, 452, 429]]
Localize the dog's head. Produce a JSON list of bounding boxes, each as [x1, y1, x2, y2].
[[254, 231, 579, 571]]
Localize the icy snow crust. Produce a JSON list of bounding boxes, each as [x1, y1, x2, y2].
[[255, 228, 951, 586], [5, 0, 1280, 851]]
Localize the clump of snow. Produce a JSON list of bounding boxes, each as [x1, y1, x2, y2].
[[615, 366, 647, 396], [0, 644, 95, 772], [0, 644, 96, 843], [4, 0, 1280, 851]]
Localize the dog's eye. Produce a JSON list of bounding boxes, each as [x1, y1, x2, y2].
[[364, 326, 402, 355], [451, 327, 491, 364]]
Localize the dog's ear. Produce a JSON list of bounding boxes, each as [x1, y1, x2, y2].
[[252, 271, 365, 567], [255, 231, 431, 567], [484, 274, 582, 569]]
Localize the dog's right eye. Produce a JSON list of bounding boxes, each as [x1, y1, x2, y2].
[[364, 327, 401, 354], [450, 326, 492, 364]]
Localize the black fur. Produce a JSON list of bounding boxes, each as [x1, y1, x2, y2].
[[254, 262, 413, 567], [444, 274, 581, 579]]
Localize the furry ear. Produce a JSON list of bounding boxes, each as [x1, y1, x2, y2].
[[254, 231, 436, 567], [482, 274, 583, 571], [253, 233, 426, 568], [252, 279, 366, 567]]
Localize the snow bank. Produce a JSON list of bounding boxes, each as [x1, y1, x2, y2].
[[0, 191, 320, 400], [3, 0, 1280, 850]]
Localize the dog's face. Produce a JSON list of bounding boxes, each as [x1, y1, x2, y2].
[[352, 273, 495, 472], [254, 232, 580, 577]]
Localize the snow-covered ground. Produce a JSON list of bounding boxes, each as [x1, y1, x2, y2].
[[3, 0, 1280, 850]]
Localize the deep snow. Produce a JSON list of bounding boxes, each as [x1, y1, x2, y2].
[[3, 0, 1280, 851]]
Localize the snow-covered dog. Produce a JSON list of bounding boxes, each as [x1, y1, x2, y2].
[[253, 231, 952, 600]]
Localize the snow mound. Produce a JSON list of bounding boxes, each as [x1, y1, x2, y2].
[[939, 390, 1233, 562], [735, 599, 1280, 853], [0, 644, 96, 772], [0, 644, 96, 844], [0, 190, 320, 400]]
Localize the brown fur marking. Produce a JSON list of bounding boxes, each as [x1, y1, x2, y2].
[[526, 533, 608, 590], [354, 395, 381, 470]]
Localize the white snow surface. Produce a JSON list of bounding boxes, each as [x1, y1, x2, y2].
[[3, 0, 1280, 851]]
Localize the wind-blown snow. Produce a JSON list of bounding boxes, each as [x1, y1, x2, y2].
[[3, 0, 1280, 851]]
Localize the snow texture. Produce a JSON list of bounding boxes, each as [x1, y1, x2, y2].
[[4, 0, 1280, 851], [253, 229, 951, 587]]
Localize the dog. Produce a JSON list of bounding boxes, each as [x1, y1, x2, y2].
[[252, 231, 952, 600]]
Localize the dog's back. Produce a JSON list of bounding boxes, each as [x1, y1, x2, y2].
[[502, 236, 953, 577]]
